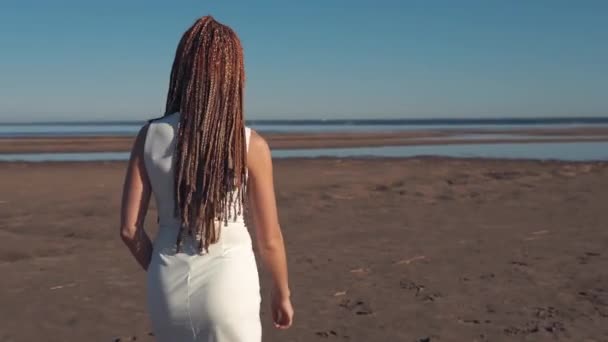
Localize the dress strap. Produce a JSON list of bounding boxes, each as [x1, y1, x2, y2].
[[245, 127, 252, 153]]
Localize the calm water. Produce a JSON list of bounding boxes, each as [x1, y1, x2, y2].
[[419, 134, 608, 141], [2, 141, 607, 162], [2, 117, 608, 137]]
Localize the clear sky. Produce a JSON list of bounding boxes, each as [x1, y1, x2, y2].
[[0, 0, 607, 122]]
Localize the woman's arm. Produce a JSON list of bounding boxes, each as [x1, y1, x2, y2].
[[247, 131, 293, 328], [119, 125, 153, 271]]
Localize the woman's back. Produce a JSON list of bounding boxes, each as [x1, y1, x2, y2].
[[143, 112, 252, 251], [143, 112, 261, 341]]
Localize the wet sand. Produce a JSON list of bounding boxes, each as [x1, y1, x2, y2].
[[2, 126, 608, 153], [1, 158, 607, 341]]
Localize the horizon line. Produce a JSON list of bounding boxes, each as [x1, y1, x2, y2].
[[2, 116, 608, 126]]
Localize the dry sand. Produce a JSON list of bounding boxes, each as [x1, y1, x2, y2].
[[3, 127, 608, 154], [1, 158, 608, 341]]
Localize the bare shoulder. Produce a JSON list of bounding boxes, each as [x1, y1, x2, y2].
[[249, 129, 271, 158], [137, 123, 151, 140], [248, 129, 272, 174], [132, 123, 151, 155]]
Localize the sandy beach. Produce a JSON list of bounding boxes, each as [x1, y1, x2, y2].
[[1, 156, 607, 341], [3, 126, 608, 154]]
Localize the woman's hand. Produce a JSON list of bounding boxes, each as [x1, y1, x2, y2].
[[271, 290, 294, 329]]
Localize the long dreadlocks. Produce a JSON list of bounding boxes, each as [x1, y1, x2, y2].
[[164, 16, 247, 253]]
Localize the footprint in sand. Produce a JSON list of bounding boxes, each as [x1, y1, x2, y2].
[[399, 280, 425, 295], [505, 320, 567, 336], [458, 318, 492, 325], [533, 306, 560, 319], [421, 292, 443, 302], [400, 280, 442, 302], [315, 330, 339, 338], [338, 299, 373, 315], [503, 321, 540, 336], [479, 272, 495, 280], [578, 289, 608, 317], [372, 184, 390, 192], [509, 260, 529, 267], [578, 252, 601, 265]]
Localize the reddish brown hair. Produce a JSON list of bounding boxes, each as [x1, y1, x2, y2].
[[164, 16, 247, 253]]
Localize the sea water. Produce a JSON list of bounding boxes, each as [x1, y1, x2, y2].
[[1, 141, 607, 162]]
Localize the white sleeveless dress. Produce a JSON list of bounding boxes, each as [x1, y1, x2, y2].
[[143, 113, 262, 342]]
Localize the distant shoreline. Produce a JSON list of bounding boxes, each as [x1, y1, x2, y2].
[[2, 116, 608, 126], [2, 127, 608, 154]]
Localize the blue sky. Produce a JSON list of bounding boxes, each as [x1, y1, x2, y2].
[[0, 0, 607, 122]]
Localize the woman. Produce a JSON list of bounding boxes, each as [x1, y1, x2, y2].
[[119, 15, 293, 341]]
